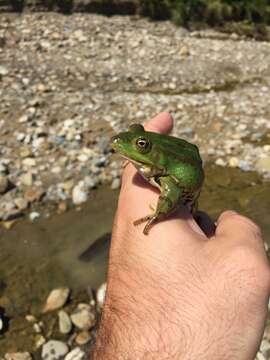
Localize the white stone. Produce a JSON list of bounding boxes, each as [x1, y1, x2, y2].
[[70, 303, 95, 330], [22, 158, 36, 167], [97, 283, 107, 308], [5, 353, 32, 360], [20, 172, 33, 186], [41, 340, 68, 360], [228, 157, 239, 167], [42, 287, 70, 313], [58, 310, 72, 334], [72, 182, 88, 205], [64, 348, 85, 360], [0, 66, 9, 76], [29, 212, 40, 222], [256, 157, 270, 172], [215, 158, 226, 167], [18, 115, 29, 123]]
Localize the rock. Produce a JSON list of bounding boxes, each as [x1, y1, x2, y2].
[[111, 177, 120, 190], [0, 176, 9, 194], [75, 330, 91, 345], [58, 310, 72, 334], [4, 353, 32, 360], [179, 45, 190, 57], [22, 158, 36, 167], [256, 157, 270, 172], [0, 66, 9, 76], [72, 182, 88, 205], [70, 303, 95, 330], [34, 334, 46, 350], [96, 283, 107, 308], [14, 198, 28, 211], [41, 340, 68, 360], [228, 157, 239, 168], [215, 158, 226, 167], [42, 287, 70, 313], [64, 348, 85, 360], [20, 172, 33, 187], [29, 211, 40, 222], [24, 188, 44, 203], [18, 114, 30, 124]]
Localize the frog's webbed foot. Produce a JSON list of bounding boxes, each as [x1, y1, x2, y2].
[[134, 176, 182, 235]]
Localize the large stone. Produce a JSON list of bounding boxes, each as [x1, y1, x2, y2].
[[42, 287, 70, 313]]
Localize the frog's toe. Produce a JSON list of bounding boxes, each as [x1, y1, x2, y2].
[[133, 214, 152, 226]]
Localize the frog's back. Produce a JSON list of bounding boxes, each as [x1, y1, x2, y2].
[[148, 132, 204, 189]]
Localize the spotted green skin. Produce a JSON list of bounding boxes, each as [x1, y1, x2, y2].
[[111, 124, 204, 234]]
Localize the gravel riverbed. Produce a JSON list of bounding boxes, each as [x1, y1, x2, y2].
[[0, 12, 269, 359]]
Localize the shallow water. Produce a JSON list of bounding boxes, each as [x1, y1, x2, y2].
[[0, 165, 269, 319]]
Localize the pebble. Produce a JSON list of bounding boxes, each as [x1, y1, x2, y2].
[[75, 330, 91, 345], [58, 310, 72, 334], [42, 287, 70, 313], [20, 172, 33, 186], [0, 66, 9, 76], [4, 353, 32, 360], [111, 177, 121, 190], [41, 340, 69, 360], [72, 182, 88, 205], [29, 211, 40, 222], [96, 283, 107, 308], [64, 348, 85, 360], [70, 303, 95, 330], [0, 176, 9, 194], [256, 157, 270, 173]]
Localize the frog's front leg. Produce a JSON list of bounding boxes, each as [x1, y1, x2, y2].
[[134, 176, 182, 235]]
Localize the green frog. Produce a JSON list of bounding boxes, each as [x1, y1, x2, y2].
[[111, 124, 204, 235]]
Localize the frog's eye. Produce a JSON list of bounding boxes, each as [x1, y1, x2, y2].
[[135, 137, 151, 153]]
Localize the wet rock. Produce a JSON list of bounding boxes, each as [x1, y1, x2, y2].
[[96, 283, 107, 308], [29, 211, 40, 222], [41, 340, 69, 360], [58, 310, 72, 334], [4, 353, 32, 360], [0, 176, 9, 194], [70, 303, 95, 330], [64, 348, 85, 360], [34, 334, 46, 350], [75, 330, 91, 345], [42, 287, 70, 313]]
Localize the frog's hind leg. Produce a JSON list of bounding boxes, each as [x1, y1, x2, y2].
[[134, 176, 182, 235]]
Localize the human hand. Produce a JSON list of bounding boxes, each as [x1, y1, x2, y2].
[[93, 112, 270, 360]]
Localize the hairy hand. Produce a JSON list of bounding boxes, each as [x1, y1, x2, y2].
[[93, 113, 270, 360]]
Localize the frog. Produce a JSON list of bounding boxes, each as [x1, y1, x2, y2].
[[111, 123, 204, 235]]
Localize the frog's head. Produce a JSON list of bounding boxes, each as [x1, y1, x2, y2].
[[111, 124, 157, 167]]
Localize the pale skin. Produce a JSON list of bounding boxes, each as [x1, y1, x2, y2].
[[92, 112, 270, 360]]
